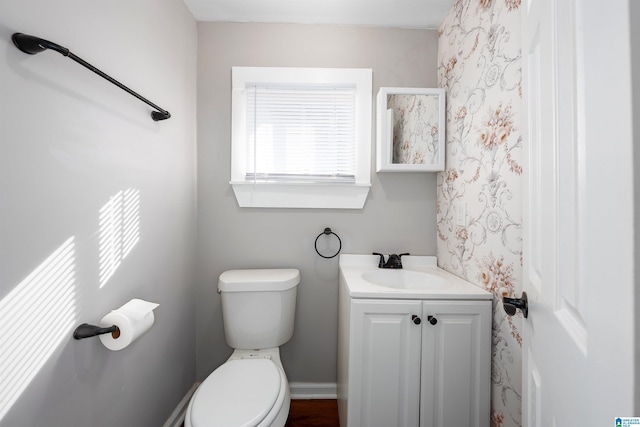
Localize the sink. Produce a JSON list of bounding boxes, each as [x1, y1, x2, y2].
[[361, 269, 446, 290], [340, 255, 492, 299]]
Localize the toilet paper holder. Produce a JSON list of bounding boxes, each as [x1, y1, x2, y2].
[[73, 323, 120, 340]]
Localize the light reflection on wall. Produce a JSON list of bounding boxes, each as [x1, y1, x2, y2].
[[0, 237, 76, 422], [99, 189, 140, 288]]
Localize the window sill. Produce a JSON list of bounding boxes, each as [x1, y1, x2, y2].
[[230, 182, 371, 209]]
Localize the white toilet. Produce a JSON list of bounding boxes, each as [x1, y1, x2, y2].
[[185, 268, 300, 427]]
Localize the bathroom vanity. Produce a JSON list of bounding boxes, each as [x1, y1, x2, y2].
[[337, 255, 492, 427]]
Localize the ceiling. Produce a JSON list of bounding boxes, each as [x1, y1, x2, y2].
[[182, 0, 455, 29]]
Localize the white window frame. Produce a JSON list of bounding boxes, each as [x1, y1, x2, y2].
[[231, 67, 372, 209]]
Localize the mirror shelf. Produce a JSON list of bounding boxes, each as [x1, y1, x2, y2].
[[376, 87, 445, 172]]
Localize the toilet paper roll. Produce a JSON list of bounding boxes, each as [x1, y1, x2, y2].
[[99, 299, 159, 351]]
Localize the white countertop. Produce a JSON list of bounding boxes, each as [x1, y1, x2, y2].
[[339, 254, 493, 300]]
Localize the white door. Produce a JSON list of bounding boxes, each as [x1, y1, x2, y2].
[[521, 0, 635, 426]]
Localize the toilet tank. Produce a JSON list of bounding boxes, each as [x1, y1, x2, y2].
[[218, 268, 300, 350]]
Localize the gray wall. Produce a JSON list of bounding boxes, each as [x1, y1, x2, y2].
[[0, 1, 197, 426], [196, 23, 439, 383]]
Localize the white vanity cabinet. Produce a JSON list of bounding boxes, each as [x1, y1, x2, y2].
[[338, 296, 491, 427], [419, 300, 491, 427]]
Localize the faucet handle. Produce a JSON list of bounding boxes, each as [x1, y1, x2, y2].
[[385, 254, 402, 268], [398, 253, 410, 258], [372, 252, 386, 268], [385, 253, 410, 269]]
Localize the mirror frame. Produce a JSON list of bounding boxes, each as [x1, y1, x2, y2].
[[376, 87, 446, 172]]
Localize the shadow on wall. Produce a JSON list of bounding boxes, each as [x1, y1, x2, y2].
[[99, 188, 140, 288], [0, 237, 77, 421], [0, 188, 141, 422]]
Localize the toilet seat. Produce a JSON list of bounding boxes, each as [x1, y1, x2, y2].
[[188, 359, 283, 427]]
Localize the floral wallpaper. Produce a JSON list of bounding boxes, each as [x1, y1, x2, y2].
[[387, 94, 440, 165], [436, 0, 523, 426]]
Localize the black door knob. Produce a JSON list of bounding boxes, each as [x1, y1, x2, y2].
[[427, 315, 437, 325], [412, 315, 421, 325], [503, 291, 529, 318]]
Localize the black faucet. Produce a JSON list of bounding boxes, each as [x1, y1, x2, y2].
[[372, 252, 410, 269]]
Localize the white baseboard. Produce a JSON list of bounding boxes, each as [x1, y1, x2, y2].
[[162, 383, 199, 427], [289, 382, 337, 399]]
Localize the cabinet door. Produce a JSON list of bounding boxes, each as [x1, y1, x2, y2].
[[350, 299, 422, 427], [420, 300, 491, 427]]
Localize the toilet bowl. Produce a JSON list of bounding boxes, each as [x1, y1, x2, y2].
[[185, 268, 299, 427], [185, 349, 290, 427]]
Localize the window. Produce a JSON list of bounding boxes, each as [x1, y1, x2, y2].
[[245, 85, 356, 183], [231, 67, 372, 209]]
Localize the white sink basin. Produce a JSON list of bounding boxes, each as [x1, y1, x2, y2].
[[339, 254, 493, 300], [361, 269, 446, 290]]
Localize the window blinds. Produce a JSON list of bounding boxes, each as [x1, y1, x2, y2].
[[245, 85, 357, 183]]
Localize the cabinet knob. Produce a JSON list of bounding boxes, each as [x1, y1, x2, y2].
[[427, 315, 437, 325], [411, 315, 421, 325]]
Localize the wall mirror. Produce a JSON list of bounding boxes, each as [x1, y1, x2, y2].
[[376, 87, 445, 172]]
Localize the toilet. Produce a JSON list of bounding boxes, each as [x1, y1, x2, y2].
[[185, 268, 300, 427]]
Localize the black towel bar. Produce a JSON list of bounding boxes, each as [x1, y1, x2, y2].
[[12, 32, 171, 121]]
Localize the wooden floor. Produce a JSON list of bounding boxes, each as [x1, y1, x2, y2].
[[285, 399, 340, 427], [180, 399, 340, 426]]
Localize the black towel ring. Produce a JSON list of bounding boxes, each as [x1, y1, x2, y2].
[[315, 227, 342, 259]]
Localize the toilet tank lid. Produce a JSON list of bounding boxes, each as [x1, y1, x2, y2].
[[218, 268, 300, 292]]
